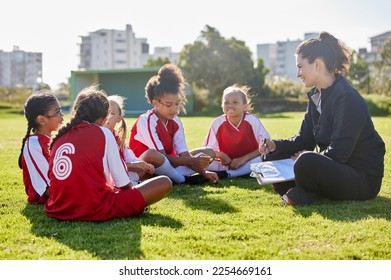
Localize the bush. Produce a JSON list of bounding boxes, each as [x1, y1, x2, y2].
[[0, 87, 32, 105], [363, 95, 391, 116]]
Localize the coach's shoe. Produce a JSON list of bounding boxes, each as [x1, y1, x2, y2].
[[272, 181, 295, 196], [184, 174, 208, 185], [280, 187, 320, 206]]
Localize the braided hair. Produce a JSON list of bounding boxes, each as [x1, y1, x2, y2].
[[145, 64, 188, 114], [50, 85, 109, 150], [18, 91, 58, 169], [296, 31, 351, 74]]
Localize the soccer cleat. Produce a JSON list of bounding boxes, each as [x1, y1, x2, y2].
[[215, 170, 229, 180], [280, 187, 320, 205], [184, 174, 208, 185]]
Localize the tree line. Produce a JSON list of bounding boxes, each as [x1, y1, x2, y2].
[[144, 25, 391, 111]]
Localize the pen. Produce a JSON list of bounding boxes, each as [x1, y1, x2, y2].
[[262, 138, 267, 161]]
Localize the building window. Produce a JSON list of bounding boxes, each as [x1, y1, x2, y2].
[[142, 43, 149, 54]]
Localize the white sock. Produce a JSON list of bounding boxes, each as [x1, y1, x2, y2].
[[154, 157, 185, 183], [226, 157, 261, 178]]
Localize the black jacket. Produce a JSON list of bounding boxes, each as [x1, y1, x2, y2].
[[268, 75, 385, 177]]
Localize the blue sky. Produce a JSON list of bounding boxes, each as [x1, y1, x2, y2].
[[1, 0, 390, 88]]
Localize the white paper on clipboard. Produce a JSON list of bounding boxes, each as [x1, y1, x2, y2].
[[250, 158, 295, 185]]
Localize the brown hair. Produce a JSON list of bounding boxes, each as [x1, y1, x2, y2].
[[296, 31, 351, 74], [145, 64, 188, 113], [50, 85, 109, 149], [18, 91, 58, 169]]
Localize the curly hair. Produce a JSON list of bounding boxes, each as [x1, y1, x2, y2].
[[18, 91, 58, 169], [50, 85, 109, 150], [145, 64, 188, 114]]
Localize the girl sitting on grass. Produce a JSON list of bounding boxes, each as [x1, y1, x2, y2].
[[129, 64, 224, 185], [203, 84, 270, 178], [104, 94, 168, 184], [18, 91, 64, 204], [45, 85, 172, 221]]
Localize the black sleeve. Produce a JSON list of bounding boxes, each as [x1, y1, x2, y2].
[[266, 103, 317, 161], [320, 91, 366, 163]]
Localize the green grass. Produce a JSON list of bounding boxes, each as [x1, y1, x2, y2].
[[0, 112, 390, 260]]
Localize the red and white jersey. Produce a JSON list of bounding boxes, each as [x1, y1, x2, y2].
[[123, 146, 139, 163], [112, 130, 139, 163], [112, 130, 141, 184], [203, 112, 270, 159], [45, 121, 131, 221], [129, 109, 188, 157], [21, 134, 50, 204]]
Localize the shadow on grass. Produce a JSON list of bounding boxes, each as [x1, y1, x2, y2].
[[22, 204, 183, 259], [285, 195, 391, 222], [169, 183, 239, 214], [223, 177, 391, 222]]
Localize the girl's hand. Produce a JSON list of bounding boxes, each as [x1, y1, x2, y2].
[[129, 161, 152, 173], [146, 163, 155, 174], [218, 152, 232, 166], [203, 171, 219, 184], [191, 155, 211, 170], [229, 157, 246, 169]]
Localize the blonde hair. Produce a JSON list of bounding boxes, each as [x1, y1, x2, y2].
[[222, 84, 254, 112], [108, 95, 127, 151]]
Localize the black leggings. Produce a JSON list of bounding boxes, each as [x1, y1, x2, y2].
[[292, 152, 382, 201]]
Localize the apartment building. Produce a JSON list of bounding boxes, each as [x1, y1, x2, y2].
[[152, 47, 178, 63], [359, 31, 391, 64], [0, 46, 42, 88], [257, 33, 319, 81], [78, 24, 150, 70]]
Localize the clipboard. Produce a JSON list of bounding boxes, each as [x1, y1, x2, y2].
[[250, 158, 295, 185]]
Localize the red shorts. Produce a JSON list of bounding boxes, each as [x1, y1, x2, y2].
[[111, 187, 146, 219]]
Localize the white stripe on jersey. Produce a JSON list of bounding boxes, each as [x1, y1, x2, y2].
[[100, 126, 131, 188], [123, 147, 139, 163], [23, 136, 49, 195], [134, 110, 188, 154]]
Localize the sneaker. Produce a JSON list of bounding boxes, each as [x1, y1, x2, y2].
[[272, 181, 295, 196], [143, 206, 150, 213], [215, 170, 229, 180], [184, 174, 208, 185], [280, 187, 319, 205]]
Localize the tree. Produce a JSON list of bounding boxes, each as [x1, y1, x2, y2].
[[372, 37, 391, 95], [178, 25, 259, 108], [345, 50, 370, 94], [249, 57, 270, 98], [143, 57, 170, 68], [380, 37, 391, 67]]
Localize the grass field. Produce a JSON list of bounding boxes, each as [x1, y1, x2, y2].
[[0, 112, 390, 260]]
